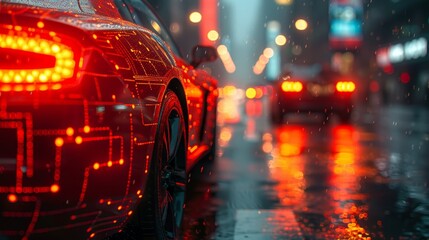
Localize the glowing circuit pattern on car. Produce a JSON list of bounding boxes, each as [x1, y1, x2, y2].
[[0, 10, 174, 240]]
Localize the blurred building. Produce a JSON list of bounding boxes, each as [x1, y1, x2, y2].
[[146, 0, 428, 105], [146, 0, 199, 59], [364, 0, 429, 105]]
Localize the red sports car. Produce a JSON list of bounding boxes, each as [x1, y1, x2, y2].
[[0, 0, 218, 239]]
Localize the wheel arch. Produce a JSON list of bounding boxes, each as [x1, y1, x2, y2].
[[126, 83, 189, 238], [166, 78, 189, 145]]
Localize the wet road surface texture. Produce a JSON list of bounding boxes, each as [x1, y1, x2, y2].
[[183, 100, 429, 240]]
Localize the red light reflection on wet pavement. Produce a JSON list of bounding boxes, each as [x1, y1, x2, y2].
[[183, 98, 429, 239], [267, 125, 374, 239]]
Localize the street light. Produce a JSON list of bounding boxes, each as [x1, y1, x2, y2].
[[275, 35, 287, 46], [295, 19, 308, 31], [189, 11, 202, 23], [217, 45, 236, 73], [207, 30, 219, 41], [263, 48, 274, 58], [275, 0, 293, 5]]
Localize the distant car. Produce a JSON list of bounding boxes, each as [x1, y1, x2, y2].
[[0, 0, 218, 239], [270, 65, 356, 123]]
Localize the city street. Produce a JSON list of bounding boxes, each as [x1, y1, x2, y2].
[[1, 0, 429, 239], [184, 100, 429, 239]]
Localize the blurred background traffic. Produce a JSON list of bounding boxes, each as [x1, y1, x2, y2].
[[147, 0, 428, 110]]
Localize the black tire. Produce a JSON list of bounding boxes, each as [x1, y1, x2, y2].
[[126, 90, 187, 240], [207, 124, 217, 162]]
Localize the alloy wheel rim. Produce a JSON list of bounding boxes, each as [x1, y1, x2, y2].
[[159, 110, 186, 239]]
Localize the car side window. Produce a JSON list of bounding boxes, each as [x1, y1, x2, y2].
[[117, 0, 182, 58]]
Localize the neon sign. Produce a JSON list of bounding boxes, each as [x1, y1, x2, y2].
[[329, 0, 363, 50], [376, 37, 428, 67]]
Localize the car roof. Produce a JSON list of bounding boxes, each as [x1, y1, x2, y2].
[[3, 0, 84, 13], [283, 64, 321, 79], [2, 0, 124, 19]]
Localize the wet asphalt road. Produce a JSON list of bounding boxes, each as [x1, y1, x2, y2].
[[183, 100, 429, 240]]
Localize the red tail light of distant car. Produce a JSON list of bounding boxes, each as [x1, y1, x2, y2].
[[0, 25, 82, 92], [336, 81, 356, 93], [281, 81, 303, 93]]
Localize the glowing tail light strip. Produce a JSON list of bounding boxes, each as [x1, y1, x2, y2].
[[336, 81, 356, 92], [0, 33, 76, 92], [281, 81, 303, 92]]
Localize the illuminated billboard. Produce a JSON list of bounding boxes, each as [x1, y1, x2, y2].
[[329, 0, 363, 50]]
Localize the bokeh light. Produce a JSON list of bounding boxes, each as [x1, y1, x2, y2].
[[8, 194, 17, 203], [263, 48, 274, 58], [246, 88, 257, 99], [50, 184, 60, 193], [170, 22, 181, 34], [295, 19, 308, 31], [217, 45, 236, 73], [207, 30, 219, 41], [275, 35, 287, 46], [275, 0, 293, 5], [189, 11, 202, 23]]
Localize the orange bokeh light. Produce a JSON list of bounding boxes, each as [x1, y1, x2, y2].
[[8, 194, 18, 203], [255, 87, 264, 98], [37, 21, 44, 28], [66, 127, 74, 136], [50, 184, 60, 193], [55, 137, 64, 147], [75, 136, 83, 144], [93, 163, 100, 170], [83, 125, 91, 133]]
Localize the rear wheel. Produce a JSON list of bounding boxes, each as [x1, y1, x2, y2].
[[126, 90, 187, 240], [154, 91, 187, 239], [207, 124, 217, 161]]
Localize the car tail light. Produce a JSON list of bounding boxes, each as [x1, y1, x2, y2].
[[281, 81, 303, 92], [336, 81, 355, 92], [0, 25, 82, 92]]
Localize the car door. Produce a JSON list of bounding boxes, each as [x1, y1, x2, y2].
[[113, 0, 208, 163]]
